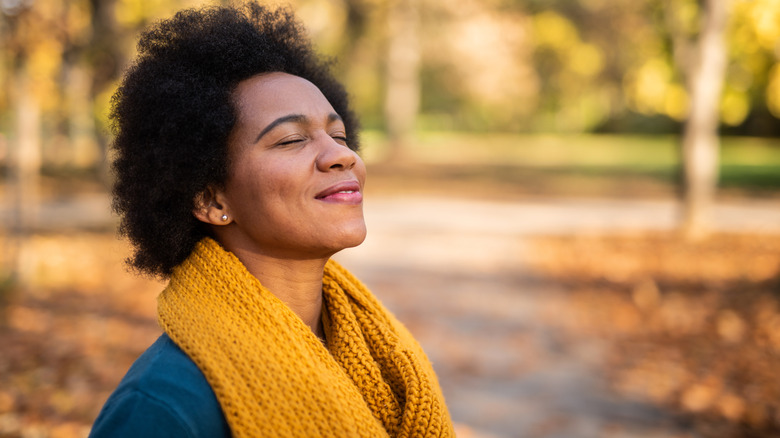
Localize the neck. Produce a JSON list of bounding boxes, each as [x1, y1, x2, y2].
[[228, 246, 328, 339]]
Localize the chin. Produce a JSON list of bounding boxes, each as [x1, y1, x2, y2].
[[331, 223, 367, 252], [342, 225, 368, 249], [343, 233, 367, 249]]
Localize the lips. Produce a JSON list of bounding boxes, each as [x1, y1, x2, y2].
[[315, 180, 363, 204]]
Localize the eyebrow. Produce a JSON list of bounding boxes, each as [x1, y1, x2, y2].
[[254, 112, 343, 143]]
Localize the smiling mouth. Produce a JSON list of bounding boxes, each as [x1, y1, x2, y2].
[[316, 180, 360, 197], [315, 181, 363, 204], [316, 190, 363, 204], [315, 189, 359, 199]]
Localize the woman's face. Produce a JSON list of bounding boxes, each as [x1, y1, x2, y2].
[[215, 72, 367, 260]]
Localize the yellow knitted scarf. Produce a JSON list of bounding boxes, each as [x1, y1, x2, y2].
[[157, 237, 454, 437]]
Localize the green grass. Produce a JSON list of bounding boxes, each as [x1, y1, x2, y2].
[[361, 131, 780, 193]]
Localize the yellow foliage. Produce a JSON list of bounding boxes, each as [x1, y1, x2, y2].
[[568, 43, 604, 77], [625, 59, 692, 121], [766, 63, 780, 118], [729, 17, 760, 56], [115, 0, 146, 27], [115, 0, 203, 28], [663, 83, 689, 121], [66, 0, 93, 45], [675, 0, 701, 35], [749, 0, 780, 50], [94, 81, 119, 130], [626, 58, 674, 115], [2, 0, 779, 144], [720, 88, 750, 125], [28, 39, 63, 111], [532, 10, 579, 50]]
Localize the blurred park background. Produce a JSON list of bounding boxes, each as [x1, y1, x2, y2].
[[2, 0, 780, 437]]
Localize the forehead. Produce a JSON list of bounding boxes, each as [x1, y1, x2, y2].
[[232, 72, 337, 123]]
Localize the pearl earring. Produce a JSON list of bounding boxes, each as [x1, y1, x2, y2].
[[221, 214, 228, 221]]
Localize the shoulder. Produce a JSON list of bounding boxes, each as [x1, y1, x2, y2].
[[89, 334, 230, 438]]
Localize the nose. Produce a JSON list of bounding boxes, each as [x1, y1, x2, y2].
[[316, 135, 357, 172]]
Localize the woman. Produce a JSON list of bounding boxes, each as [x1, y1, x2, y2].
[[89, 3, 454, 437]]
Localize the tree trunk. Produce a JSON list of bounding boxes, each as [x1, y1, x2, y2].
[[89, 0, 122, 182], [12, 69, 41, 232], [66, 63, 100, 168], [8, 66, 42, 286], [383, 0, 421, 157], [680, 0, 728, 240]]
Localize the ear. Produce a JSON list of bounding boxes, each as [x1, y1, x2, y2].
[[192, 186, 231, 225]]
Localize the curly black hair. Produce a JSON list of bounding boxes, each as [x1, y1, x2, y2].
[[110, 2, 360, 277]]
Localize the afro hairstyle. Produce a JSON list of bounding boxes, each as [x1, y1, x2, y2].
[[110, 2, 360, 277]]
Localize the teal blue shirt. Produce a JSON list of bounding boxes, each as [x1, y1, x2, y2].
[[89, 334, 231, 437]]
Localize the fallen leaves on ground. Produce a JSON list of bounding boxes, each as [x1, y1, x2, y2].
[[0, 233, 163, 438], [3, 231, 780, 437], [528, 232, 780, 437]]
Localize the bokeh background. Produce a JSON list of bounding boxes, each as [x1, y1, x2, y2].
[[1, 0, 780, 437]]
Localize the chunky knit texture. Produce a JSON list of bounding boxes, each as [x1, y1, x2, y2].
[[157, 238, 454, 437]]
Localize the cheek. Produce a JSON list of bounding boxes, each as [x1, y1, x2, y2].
[[228, 161, 305, 214], [224, 160, 269, 212], [354, 155, 367, 184], [259, 163, 306, 200]]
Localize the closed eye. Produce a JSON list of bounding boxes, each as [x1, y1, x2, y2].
[[330, 131, 348, 145], [275, 134, 306, 146]]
